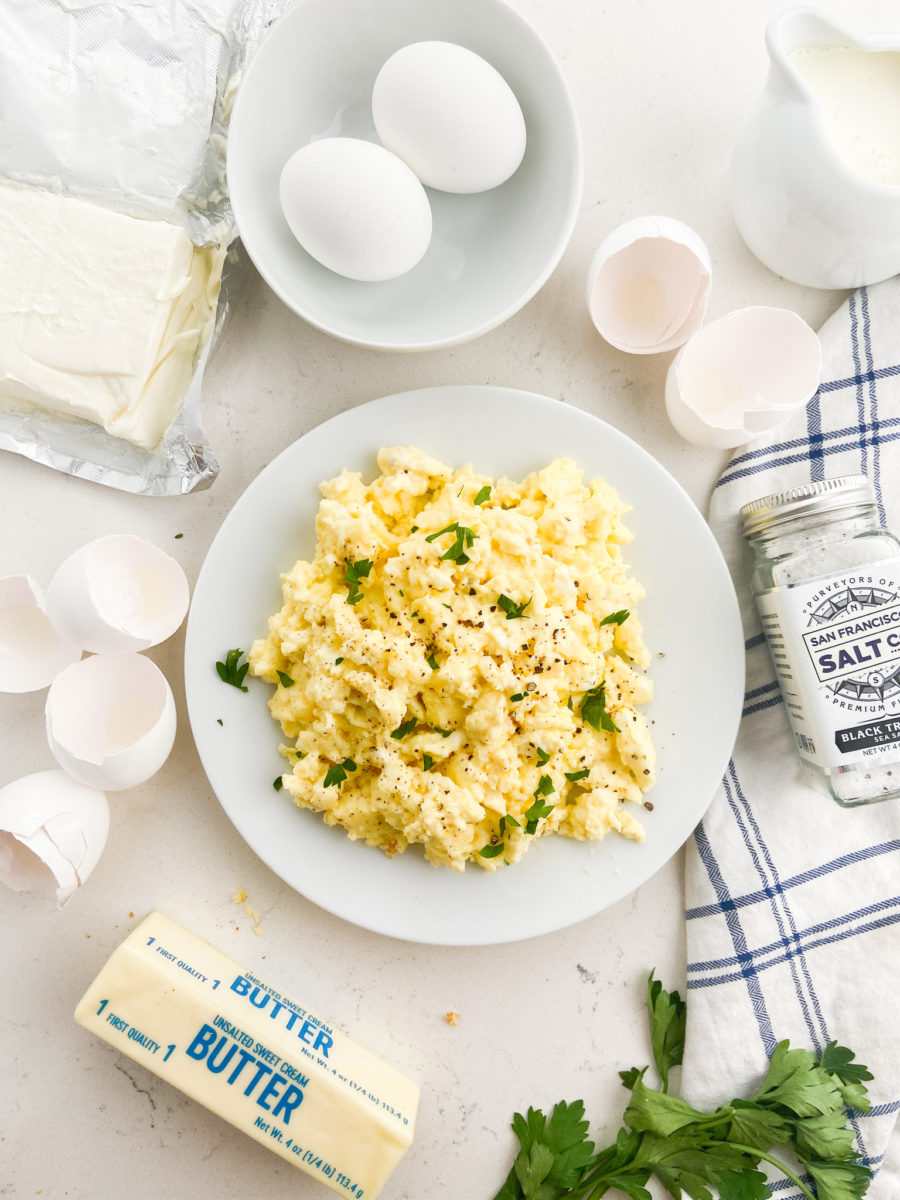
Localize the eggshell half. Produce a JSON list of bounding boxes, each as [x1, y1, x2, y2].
[[587, 216, 711, 354], [46, 535, 190, 655], [0, 770, 109, 907], [46, 654, 177, 791], [0, 576, 82, 692], [665, 306, 822, 448]]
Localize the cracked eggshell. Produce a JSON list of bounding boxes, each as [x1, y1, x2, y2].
[[665, 306, 822, 449], [587, 216, 711, 354], [0, 576, 82, 692], [0, 770, 109, 908], [46, 535, 190, 655], [46, 654, 176, 791]]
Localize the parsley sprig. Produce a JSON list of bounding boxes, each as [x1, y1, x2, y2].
[[474, 485, 492, 506], [599, 609, 630, 627], [493, 972, 874, 1200], [426, 522, 476, 565], [344, 557, 373, 605], [498, 594, 532, 620], [323, 758, 357, 788], [581, 683, 620, 733], [216, 648, 249, 691]]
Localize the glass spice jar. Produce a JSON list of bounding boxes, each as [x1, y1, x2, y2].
[[741, 475, 900, 807]]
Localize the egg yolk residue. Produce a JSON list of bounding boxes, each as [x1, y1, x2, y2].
[[249, 446, 655, 871]]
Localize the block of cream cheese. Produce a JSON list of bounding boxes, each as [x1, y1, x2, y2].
[[74, 912, 419, 1198], [0, 179, 224, 449]]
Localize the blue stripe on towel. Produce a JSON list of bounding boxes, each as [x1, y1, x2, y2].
[[686, 840, 900, 920], [692, 814, 776, 1051]]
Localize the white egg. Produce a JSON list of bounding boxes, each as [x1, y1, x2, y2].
[[0, 770, 109, 908], [372, 41, 526, 194], [587, 216, 711, 354], [0, 575, 82, 692], [665, 306, 822, 448], [47, 534, 190, 656], [46, 654, 177, 791], [279, 138, 433, 281]]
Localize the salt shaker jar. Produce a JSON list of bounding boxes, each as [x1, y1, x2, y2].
[[741, 476, 900, 806]]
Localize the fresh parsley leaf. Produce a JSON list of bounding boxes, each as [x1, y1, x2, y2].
[[276, 670, 295, 687], [536, 747, 551, 765], [566, 696, 574, 711], [427, 653, 440, 670], [323, 758, 357, 788], [335, 656, 344, 664], [792, 1114, 857, 1161], [426, 521, 476, 565], [647, 970, 686, 1093], [391, 717, 418, 740], [624, 1075, 712, 1137], [423, 754, 435, 771], [499, 814, 521, 835], [565, 768, 590, 782], [818, 1042, 874, 1090], [802, 1157, 872, 1200], [510, 693, 526, 702], [216, 648, 249, 691], [273, 776, 283, 791], [715, 1169, 772, 1200], [344, 557, 373, 605], [474, 485, 492, 506], [216, 718, 223, 726], [726, 1100, 792, 1152], [582, 683, 620, 733], [599, 609, 630, 627], [431, 725, 453, 737], [497, 594, 532, 620], [479, 843, 505, 859], [524, 779, 555, 834]]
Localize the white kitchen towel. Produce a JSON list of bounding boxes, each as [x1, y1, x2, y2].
[[682, 278, 900, 1200]]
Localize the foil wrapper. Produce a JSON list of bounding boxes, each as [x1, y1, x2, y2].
[[0, 0, 288, 496]]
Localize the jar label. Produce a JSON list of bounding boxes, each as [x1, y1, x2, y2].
[[756, 557, 900, 771]]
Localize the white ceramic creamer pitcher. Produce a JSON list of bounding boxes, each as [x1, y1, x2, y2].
[[732, 5, 900, 288]]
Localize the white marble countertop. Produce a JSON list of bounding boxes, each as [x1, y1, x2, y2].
[[2, 0, 895, 1196]]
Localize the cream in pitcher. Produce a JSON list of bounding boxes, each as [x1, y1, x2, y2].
[[732, 5, 900, 289]]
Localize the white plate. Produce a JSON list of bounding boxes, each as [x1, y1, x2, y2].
[[185, 388, 744, 945], [226, 0, 582, 350]]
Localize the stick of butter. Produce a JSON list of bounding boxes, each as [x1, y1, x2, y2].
[[74, 912, 419, 1199]]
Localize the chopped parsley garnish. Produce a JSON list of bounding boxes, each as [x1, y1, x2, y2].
[[473, 485, 492, 506], [425, 521, 476, 565], [216, 648, 249, 691], [335, 657, 343, 664], [565, 767, 590, 782], [323, 758, 357, 788], [524, 776, 555, 833], [174, 532, 183, 539], [423, 754, 435, 771], [599, 608, 630, 627], [276, 670, 295, 687], [536, 747, 551, 765], [273, 776, 284, 791], [566, 695, 574, 711], [391, 717, 418, 740], [216, 718, 223, 726], [499, 814, 520, 835], [344, 557, 373, 605], [431, 725, 453, 738], [497, 593, 531, 620], [479, 843, 505, 859], [427, 653, 440, 670], [509, 692, 526, 703], [443, 602, 452, 610], [581, 683, 620, 733], [410, 525, 419, 533]]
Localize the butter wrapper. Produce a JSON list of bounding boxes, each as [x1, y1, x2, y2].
[[75, 912, 419, 1198], [0, 0, 286, 495]]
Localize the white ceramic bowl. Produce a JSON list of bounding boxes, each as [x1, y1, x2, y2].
[[227, 0, 582, 350]]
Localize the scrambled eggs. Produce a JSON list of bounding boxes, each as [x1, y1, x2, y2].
[[249, 446, 655, 871]]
